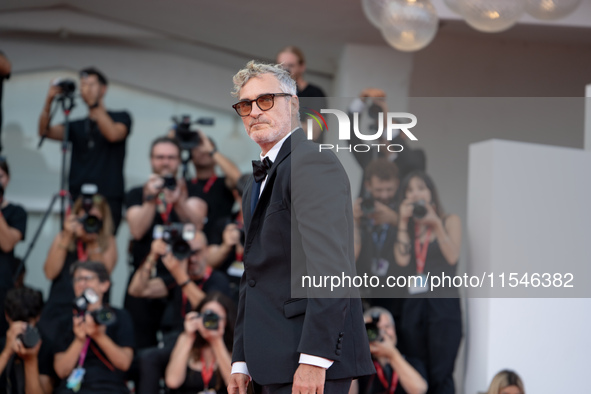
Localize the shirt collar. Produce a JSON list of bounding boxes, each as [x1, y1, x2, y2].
[[259, 128, 297, 162]]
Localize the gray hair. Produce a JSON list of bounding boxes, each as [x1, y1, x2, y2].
[[232, 60, 297, 97]]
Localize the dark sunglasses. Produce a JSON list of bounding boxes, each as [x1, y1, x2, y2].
[[232, 93, 292, 117]]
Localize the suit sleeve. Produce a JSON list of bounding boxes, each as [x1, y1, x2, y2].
[[291, 147, 356, 361]]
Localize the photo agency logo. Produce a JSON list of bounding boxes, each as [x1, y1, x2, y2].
[[303, 106, 418, 153]]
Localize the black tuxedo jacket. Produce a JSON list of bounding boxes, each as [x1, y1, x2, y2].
[[232, 129, 375, 385]]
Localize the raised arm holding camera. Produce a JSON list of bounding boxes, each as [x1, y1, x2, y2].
[[165, 292, 235, 394], [53, 261, 134, 394], [40, 191, 116, 340], [0, 287, 55, 394], [37, 67, 132, 232]]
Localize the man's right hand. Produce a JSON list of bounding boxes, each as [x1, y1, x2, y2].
[[72, 315, 87, 342], [4, 321, 27, 356], [228, 373, 250, 394], [222, 223, 241, 247], [150, 239, 168, 257], [46, 80, 62, 104], [144, 174, 164, 201]]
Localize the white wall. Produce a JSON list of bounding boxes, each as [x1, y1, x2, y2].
[[465, 140, 591, 393]]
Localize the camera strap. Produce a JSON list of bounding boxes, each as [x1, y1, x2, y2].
[[156, 197, 174, 224], [414, 226, 431, 275], [202, 175, 217, 194], [373, 361, 398, 394], [200, 355, 215, 389], [77, 240, 88, 262], [78, 338, 91, 367]]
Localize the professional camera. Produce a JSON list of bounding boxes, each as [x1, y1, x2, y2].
[[360, 196, 375, 215], [153, 223, 195, 260], [78, 184, 103, 234], [161, 174, 177, 191], [172, 115, 215, 151], [365, 312, 381, 343], [412, 200, 428, 220], [73, 288, 116, 326], [201, 310, 220, 330], [52, 78, 77, 96], [17, 325, 41, 349]]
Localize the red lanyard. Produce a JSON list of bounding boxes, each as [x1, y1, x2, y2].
[[77, 240, 88, 262], [414, 226, 432, 274], [157, 197, 174, 224], [373, 361, 398, 394], [200, 355, 215, 388], [181, 267, 212, 318], [78, 338, 91, 367], [202, 175, 217, 194]]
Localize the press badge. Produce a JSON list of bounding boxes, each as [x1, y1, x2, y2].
[[408, 274, 429, 295], [371, 258, 389, 277], [227, 261, 245, 278], [66, 367, 86, 392]]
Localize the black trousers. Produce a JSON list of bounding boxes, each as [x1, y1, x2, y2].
[[253, 378, 352, 394]]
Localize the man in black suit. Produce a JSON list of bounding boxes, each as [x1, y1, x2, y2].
[[228, 61, 374, 394]]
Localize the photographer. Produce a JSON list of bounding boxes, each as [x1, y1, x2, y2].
[[40, 193, 116, 340], [354, 307, 427, 394], [165, 292, 234, 394], [349, 89, 425, 187], [187, 132, 240, 243], [394, 171, 462, 394], [0, 157, 27, 334], [353, 159, 407, 320], [128, 231, 230, 394], [205, 174, 249, 304], [38, 67, 132, 233], [53, 261, 134, 393], [125, 136, 207, 349], [0, 287, 54, 394]]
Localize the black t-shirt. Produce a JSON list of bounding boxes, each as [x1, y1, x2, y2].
[[187, 176, 235, 244], [0, 203, 27, 289], [0, 329, 56, 394], [54, 308, 134, 394], [358, 356, 426, 394], [169, 367, 227, 394], [66, 111, 131, 199], [125, 186, 182, 269], [160, 269, 231, 333]]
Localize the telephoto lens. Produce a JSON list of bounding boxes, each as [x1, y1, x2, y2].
[[365, 312, 381, 343], [162, 175, 177, 190]]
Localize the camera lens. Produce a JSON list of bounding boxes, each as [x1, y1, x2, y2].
[[171, 239, 191, 260], [18, 325, 41, 349], [202, 310, 220, 330], [412, 201, 427, 219], [91, 307, 116, 326], [81, 214, 103, 234]]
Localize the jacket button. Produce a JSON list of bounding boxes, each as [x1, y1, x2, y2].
[[339, 332, 344, 337], [248, 279, 256, 287], [338, 338, 343, 343], [335, 350, 341, 356]]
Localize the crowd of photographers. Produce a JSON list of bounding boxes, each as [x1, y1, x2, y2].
[[0, 55, 478, 394]]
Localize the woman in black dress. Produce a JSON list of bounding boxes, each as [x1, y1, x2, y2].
[[165, 292, 235, 394], [394, 171, 462, 394]]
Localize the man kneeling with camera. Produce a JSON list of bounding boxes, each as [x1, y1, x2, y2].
[[0, 287, 54, 394], [353, 307, 427, 394], [53, 261, 134, 394]]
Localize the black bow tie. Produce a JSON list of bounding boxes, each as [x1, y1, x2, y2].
[[252, 157, 273, 183]]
